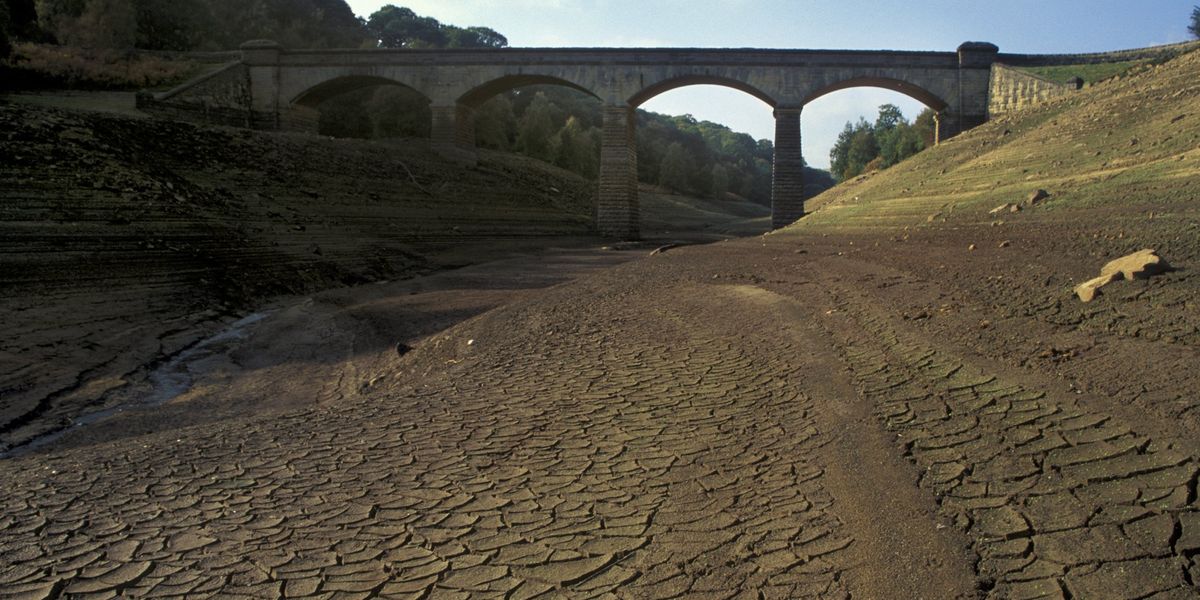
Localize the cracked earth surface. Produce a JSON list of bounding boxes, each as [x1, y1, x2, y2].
[[2, 226, 1198, 599]]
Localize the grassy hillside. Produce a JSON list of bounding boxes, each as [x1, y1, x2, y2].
[[801, 47, 1200, 235], [639, 184, 771, 240]]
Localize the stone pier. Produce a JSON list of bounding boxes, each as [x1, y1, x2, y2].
[[771, 107, 805, 229], [598, 105, 639, 240]]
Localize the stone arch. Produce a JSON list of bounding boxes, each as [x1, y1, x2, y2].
[[627, 75, 776, 109], [289, 74, 431, 108], [803, 76, 949, 111], [457, 74, 600, 108]]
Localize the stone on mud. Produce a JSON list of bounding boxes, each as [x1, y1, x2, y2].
[[1074, 249, 1171, 302]]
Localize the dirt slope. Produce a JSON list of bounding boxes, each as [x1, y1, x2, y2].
[[0, 103, 597, 453], [0, 47, 1199, 599]]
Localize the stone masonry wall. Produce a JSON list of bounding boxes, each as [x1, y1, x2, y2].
[[137, 62, 254, 128], [988, 64, 1080, 117]]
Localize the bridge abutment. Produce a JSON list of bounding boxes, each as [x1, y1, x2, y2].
[[598, 105, 639, 240], [771, 107, 805, 229]]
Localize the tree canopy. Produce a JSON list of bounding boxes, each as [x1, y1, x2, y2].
[[1190, 5, 1200, 39], [829, 104, 936, 181], [26, 0, 366, 50], [365, 4, 507, 49]]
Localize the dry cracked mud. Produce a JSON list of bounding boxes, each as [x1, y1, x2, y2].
[[3, 225, 1198, 598]]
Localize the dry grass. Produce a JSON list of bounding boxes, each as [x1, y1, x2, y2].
[[1, 43, 200, 90]]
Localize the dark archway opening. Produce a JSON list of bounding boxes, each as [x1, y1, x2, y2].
[[294, 76, 433, 140], [459, 76, 605, 180]]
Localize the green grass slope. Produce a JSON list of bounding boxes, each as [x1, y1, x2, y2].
[[800, 47, 1200, 236]]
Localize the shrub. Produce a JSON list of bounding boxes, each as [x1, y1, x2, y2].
[[2, 42, 197, 89]]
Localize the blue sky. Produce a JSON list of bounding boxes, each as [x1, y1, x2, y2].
[[344, 1, 1196, 168]]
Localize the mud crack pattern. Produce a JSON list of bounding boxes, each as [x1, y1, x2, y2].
[[821, 283, 1200, 599], [0, 279, 852, 599]]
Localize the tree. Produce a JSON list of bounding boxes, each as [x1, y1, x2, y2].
[[710, 163, 730, 200], [517, 92, 556, 161], [75, 0, 136, 48], [831, 104, 936, 180], [874, 103, 904, 132], [658, 142, 691, 191], [1191, 5, 1200, 39], [445, 25, 506, 48], [7, 0, 38, 38], [366, 5, 442, 48], [0, 1, 10, 58], [553, 116, 599, 178], [829, 122, 857, 181], [368, 85, 431, 138], [913, 108, 938, 148], [474, 93, 517, 149], [846, 121, 879, 177]]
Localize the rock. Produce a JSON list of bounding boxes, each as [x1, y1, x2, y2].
[[998, 240, 1011, 248], [396, 342, 412, 357], [989, 204, 1016, 215], [1099, 248, 1171, 280], [649, 243, 679, 256], [1074, 249, 1171, 302], [1025, 189, 1051, 205], [1075, 273, 1119, 302], [968, 244, 977, 251]]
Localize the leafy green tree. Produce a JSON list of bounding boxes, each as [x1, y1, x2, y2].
[[518, 92, 556, 161], [658, 142, 691, 191], [368, 85, 431, 138], [831, 104, 936, 180], [6, 0, 38, 39], [553, 116, 599, 178], [74, 0, 136, 48], [913, 108, 938, 147], [474, 93, 517, 149], [366, 5, 442, 48], [446, 25, 506, 48], [829, 122, 856, 181], [131, 0, 208, 50], [317, 87, 374, 137], [874, 103, 904, 132], [366, 5, 506, 49], [1191, 5, 1200, 39], [710, 163, 730, 200], [846, 121, 879, 175], [0, 2, 11, 57]]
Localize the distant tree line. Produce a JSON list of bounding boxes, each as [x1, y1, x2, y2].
[[829, 104, 937, 181], [0, 0, 512, 53], [4, 0, 363, 51], [1191, 5, 1200, 39]]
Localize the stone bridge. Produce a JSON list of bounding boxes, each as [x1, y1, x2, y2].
[[148, 41, 1004, 239]]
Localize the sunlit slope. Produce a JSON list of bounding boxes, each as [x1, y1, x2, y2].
[[798, 46, 1200, 232], [639, 185, 771, 239]]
